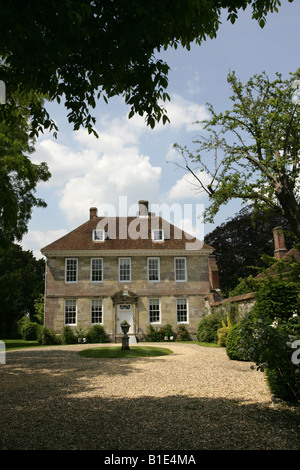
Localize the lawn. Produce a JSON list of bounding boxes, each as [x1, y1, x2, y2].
[[181, 340, 218, 348], [2, 339, 218, 351], [3, 339, 40, 350], [78, 346, 174, 358]]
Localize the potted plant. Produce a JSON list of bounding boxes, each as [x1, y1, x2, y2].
[[121, 320, 130, 335]]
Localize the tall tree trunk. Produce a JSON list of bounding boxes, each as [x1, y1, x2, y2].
[[275, 179, 300, 241]]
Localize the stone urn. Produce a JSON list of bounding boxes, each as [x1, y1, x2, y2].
[[121, 321, 130, 350], [121, 321, 130, 335]]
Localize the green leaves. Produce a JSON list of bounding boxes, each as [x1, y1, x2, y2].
[[0, 243, 45, 335], [175, 69, 300, 240], [0, 91, 51, 244], [0, 1, 294, 137]]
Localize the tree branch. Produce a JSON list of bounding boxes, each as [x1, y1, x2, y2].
[[229, 190, 280, 212], [184, 164, 213, 196], [244, 152, 279, 186]]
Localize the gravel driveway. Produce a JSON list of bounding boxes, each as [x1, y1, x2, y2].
[[1, 343, 299, 450]]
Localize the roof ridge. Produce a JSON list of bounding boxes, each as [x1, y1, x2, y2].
[[41, 214, 214, 252]]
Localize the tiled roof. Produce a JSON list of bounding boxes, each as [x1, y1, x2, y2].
[[41, 216, 214, 253], [282, 246, 300, 262], [256, 244, 300, 279]]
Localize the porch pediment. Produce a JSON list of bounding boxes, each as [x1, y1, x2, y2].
[[111, 289, 138, 304]]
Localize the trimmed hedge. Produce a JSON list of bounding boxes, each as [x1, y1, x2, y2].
[[226, 323, 248, 361], [37, 324, 110, 345], [197, 312, 224, 343], [176, 324, 191, 341], [38, 326, 61, 345], [146, 323, 176, 342], [61, 325, 77, 344], [85, 324, 110, 343], [21, 322, 39, 341]]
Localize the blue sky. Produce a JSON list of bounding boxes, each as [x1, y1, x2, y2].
[[21, 1, 300, 258]]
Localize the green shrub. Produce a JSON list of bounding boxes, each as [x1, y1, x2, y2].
[[21, 321, 39, 341], [197, 312, 224, 343], [86, 324, 109, 343], [160, 323, 175, 340], [17, 315, 31, 336], [146, 323, 176, 342], [76, 326, 87, 343], [176, 324, 191, 341], [217, 312, 234, 347], [61, 325, 77, 344], [238, 271, 300, 403], [146, 324, 161, 342], [217, 326, 230, 347], [254, 278, 299, 322], [229, 276, 255, 297], [38, 326, 61, 345], [34, 294, 45, 324], [226, 323, 248, 361], [266, 367, 300, 404]]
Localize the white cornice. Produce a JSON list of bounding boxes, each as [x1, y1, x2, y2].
[[41, 248, 213, 258]]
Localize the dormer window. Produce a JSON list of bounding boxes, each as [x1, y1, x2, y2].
[[93, 229, 105, 242], [152, 229, 164, 242]]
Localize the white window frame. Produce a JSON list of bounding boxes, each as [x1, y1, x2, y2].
[[90, 299, 103, 324], [147, 257, 160, 282], [90, 258, 103, 283], [174, 257, 187, 282], [65, 258, 78, 283], [64, 299, 77, 325], [176, 298, 189, 324], [152, 229, 164, 242], [119, 257, 131, 282], [93, 229, 105, 242], [148, 298, 161, 324]]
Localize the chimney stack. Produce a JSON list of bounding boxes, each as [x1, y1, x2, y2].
[[273, 226, 287, 259], [208, 255, 220, 291], [90, 207, 98, 219], [138, 200, 149, 217]]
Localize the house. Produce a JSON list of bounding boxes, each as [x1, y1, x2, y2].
[[41, 200, 218, 342]]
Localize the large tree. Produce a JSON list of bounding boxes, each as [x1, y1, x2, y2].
[[0, 243, 45, 337], [0, 0, 293, 137], [0, 91, 51, 245], [174, 69, 300, 240], [204, 206, 294, 296]]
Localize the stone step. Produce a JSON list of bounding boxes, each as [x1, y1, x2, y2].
[[129, 335, 137, 344]]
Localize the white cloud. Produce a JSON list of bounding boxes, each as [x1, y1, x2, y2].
[[34, 117, 162, 224], [31, 93, 209, 228], [165, 145, 180, 162], [187, 71, 203, 96], [165, 94, 209, 131], [120, 93, 209, 133], [34, 139, 97, 187], [58, 150, 161, 223], [22, 229, 68, 259], [166, 170, 211, 200]]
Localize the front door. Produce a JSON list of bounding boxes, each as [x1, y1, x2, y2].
[[117, 304, 133, 334]]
